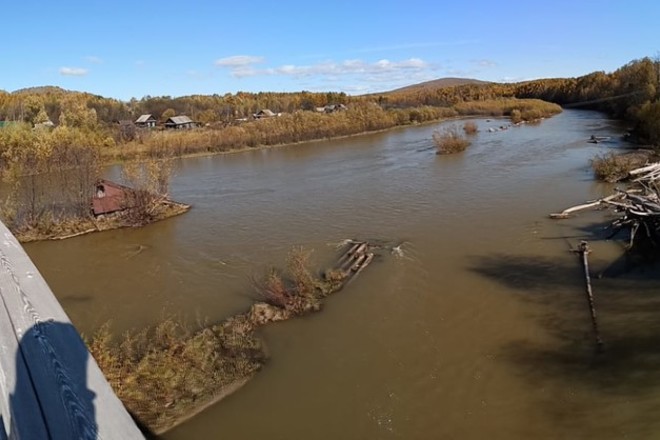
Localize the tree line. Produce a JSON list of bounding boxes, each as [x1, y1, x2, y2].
[[1, 57, 657, 144]]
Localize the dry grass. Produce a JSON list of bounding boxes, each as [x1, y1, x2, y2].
[[433, 126, 471, 154], [103, 105, 458, 163], [252, 247, 326, 315], [87, 317, 264, 434], [454, 98, 562, 121], [591, 151, 655, 182]]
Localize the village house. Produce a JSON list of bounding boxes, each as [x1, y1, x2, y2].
[[165, 115, 195, 129], [315, 104, 348, 113], [34, 119, 55, 130], [253, 109, 279, 119], [135, 114, 157, 128]]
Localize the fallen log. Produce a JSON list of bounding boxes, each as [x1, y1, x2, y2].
[[574, 241, 604, 353], [549, 193, 623, 219], [629, 162, 660, 176]]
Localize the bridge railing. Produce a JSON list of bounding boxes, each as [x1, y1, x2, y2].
[[0, 221, 143, 439]]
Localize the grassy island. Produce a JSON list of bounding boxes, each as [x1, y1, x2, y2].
[[88, 247, 348, 434]]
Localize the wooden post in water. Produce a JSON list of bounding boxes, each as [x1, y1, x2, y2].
[[576, 241, 604, 353]]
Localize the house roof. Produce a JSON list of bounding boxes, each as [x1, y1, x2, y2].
[[256, 109, 275, 117], [92, 179, 133, 216], [166, 115, 193, 125], [135, 114, 155, 123]]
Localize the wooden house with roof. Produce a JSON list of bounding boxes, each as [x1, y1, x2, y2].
[[135, 114, 157, 128], [164, 115, 195, 129], [315, 104, 348, 113], [253, 109, 278, 119]]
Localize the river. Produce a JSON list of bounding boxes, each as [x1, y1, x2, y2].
[[25, 110, 660, 439]]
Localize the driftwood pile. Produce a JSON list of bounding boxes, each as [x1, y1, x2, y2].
[[551, 162, 660, 250]]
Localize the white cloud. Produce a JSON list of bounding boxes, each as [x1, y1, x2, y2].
[[473, 59, 497, 68], [85, 56, 103, 64], [499, 76, 539, 83], [215, 55, 266, 78], [261, 58, 431, 79], [215, 55, 264, 67], [59, 67, 88, 76], [213, 55, 438, 93]]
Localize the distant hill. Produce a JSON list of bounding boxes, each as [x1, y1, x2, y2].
[[12, 86, 72, 95], [387, 77, 491, 94]]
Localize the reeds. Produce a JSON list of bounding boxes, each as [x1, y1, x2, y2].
[[433, 126, 471, 154]]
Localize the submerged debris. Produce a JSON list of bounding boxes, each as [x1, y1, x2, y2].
[[552, 162, 660, 251], [572, 241, 604, 352]]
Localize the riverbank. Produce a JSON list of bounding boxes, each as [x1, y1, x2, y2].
[[13, 200, 190, 243], [101, 99, 562, 164]]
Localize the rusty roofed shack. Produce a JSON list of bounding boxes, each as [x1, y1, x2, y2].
[[92, 179, 133, 216]]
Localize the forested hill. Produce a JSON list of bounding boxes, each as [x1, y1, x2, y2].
[[388, 77, 490, 93], [11, 86, 73, 95]]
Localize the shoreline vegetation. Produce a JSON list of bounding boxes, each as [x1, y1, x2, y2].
[[88, 247, 351, 434], [591, 150, 659, 182]]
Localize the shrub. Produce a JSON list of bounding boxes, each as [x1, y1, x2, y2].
[[591, 152, 651, 182], [433, 126, 471, 154], [510, 109, 522, 124], [463, 121, 478, 134]]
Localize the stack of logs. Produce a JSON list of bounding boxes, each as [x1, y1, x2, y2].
[[334, 241, 375, 284], [551, 162, 660, 250]]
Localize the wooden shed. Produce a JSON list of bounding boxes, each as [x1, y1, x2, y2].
[[164, 115, 195, 129], [91, 180, 132, 216], [135, 114, 157, 128], [253, 109, 277, 119]]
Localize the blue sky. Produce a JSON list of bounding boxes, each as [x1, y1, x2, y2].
[[2, 0, 658, 100]]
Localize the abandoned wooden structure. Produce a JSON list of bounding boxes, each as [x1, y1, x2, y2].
[[165, 115, 195, 129], [0, 220, 143, 439], [252, 109, 277, 119], [315, 104, 348, 113], [92, 179, 133, 216], [135, 114, 157, 128]]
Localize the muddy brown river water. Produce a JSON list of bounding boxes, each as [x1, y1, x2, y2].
[[25, 110, 660, 439]]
